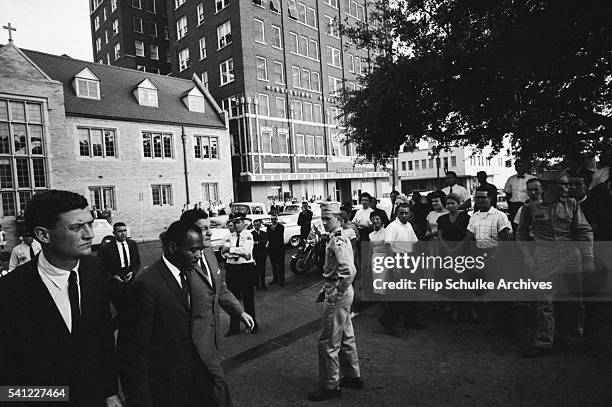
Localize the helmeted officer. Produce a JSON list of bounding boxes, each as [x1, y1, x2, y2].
[[307, 202, 363, 401]]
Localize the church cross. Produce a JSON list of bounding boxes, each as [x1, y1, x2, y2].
[[3, 22, 17, 42]]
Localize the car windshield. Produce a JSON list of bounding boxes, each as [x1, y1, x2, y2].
[[231, 204, 250, 214], [283, 206, 300, 214]]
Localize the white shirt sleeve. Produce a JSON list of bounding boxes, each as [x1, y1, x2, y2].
[[504, 176, 513, 194]]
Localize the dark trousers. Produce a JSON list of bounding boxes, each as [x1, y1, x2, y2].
[[253, 250, 267, 288], [269, 249, 285, 284], [508, 201, 524, 235], [226, 263, 257, 332], [187, 345, 219, 407]]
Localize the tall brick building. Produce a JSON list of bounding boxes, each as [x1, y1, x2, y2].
[[0, 41, 231, 243], [90, 0, 389, 203]]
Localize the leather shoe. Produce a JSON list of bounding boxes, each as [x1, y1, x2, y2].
[[224, 330, 240, 337], [307, 387, 341, 401], [340, 377, 363, 390]]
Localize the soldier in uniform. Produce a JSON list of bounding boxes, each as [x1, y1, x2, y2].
[[307, 202, 363, 401]]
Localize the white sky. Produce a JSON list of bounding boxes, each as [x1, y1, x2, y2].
[[1, 0, 93, 61]]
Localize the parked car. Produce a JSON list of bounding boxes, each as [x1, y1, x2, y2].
[[209, 215, 304, 252]]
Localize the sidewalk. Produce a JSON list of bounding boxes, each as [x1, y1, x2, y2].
[[225, 304, 612, 407]]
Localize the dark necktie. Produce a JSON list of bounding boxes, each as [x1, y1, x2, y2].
[[180, 269, 191, 310], [121, 242, 129, 268], [235, 232, 241, 247], [450, 186, 454, 194], [29, 245, 35, 261], [68, 270, 81, 334]]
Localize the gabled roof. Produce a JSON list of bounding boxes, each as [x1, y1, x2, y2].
[[135, 78, 156, 90], [22, 49, 226, 129], [74, 67, 99, 81]]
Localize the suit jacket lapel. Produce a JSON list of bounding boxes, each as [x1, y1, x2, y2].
[[203, 249, 219, 291], [193, 259, 213, 290], [27, 260, 72, 340], [157, 259, 189, 310]]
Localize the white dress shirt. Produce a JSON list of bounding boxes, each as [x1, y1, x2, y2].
[[504, 174, 537, 202], [37, 251, 80, 333], [442, 184, 471, 203], [384, 219, 419, 253], [162, 255, 183, 288], [199, 254, 213, 286], [224, 231, 255, 265], [8, 240, 42, 271], [116, 240, 131, 268]]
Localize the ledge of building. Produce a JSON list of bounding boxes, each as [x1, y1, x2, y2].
[[239, 171, 389, 182]]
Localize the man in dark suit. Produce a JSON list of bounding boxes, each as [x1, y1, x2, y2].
[[98, 222, 141, 314], [0, 189, 122, 407], [266, 211, 286, 286], [118, 217, 253, 407], [297, 201, 313, 241], [251, 218, 268, 289]]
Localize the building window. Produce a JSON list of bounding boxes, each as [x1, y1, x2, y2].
[[216, 0, 230, 12], [114, 43, 121, 60], [111, 0, 117, 12], [197, 2, 205, 25], [303, 102, 313, 122], [289, 32, 298, 54], [112, 20, 119, 35], [291, 66, 300, 88], [260, 129, 272, 154], [313, 135, 323, 155], [299, 36, 308, 57], [137, 65, 146, 71], [219, 58, 234, 85], [305, 135, 315, 155], [311, 71, 321, 92], [308, 39, 318, 60], [105, 30, 109, 44], [89, 186, 116, 210], [138, 88, 158, 107], [217, 21, 232, 49], [313, 104, 322, 123], [301, 68, 311, 90], [194, 135, 219, 159], [270, 25, 282, 48], [148, 21, 157, 37], [176, 16, 188, 40], [76, 78, 100, 100], [178, 48, 190, 71], [221, 96, 238, 117], [274, 130, 288, 154], [258, 94, 269, 117], [201, 71, 209, 89], [256, 57, 268, 81], [132, 0, 141, 9], [347, 54, 354, 72], [94, 16, 100, 30], [306, 7, 317, 28], [254, 18, 265, 44], [151, 184, 172, 206], [175, 0, 185, 9], [328, 76, 343, 96], [295, 134, 305, 154], [199, 37, 207, 59], [147, 0, 157, 13], [355, 57, 364, 75], [164, 25, 169, 39], [150, 44, 159, 60], [133, 16, 143, 33], [201, 182, 219, 202], [272, 61, 284, 84], [95, 38, 102, 53], [451, 156, 457, 167], [78, 128, 116, 158], [275, 97, 286, 118], [293, 100, 303, 121], [135, 41, 145, 56], [188, 95, 205, 113], [143, 132, 173, 158], [326, 46, 341, 68]]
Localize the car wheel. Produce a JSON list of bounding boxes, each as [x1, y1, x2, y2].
[[289, 235, 302, 247]]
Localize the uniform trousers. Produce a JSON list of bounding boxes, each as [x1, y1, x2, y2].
[[226, 263, 256, 332], [318, 285, 360, 390]]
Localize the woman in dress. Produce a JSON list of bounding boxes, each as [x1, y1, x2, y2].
[[437, 193, 476, 322]]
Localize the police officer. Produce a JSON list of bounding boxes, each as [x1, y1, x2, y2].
[[220, 212, 259, 335], [307, 202, 363, 401]]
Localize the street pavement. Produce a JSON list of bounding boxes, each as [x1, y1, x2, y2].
[[135, 241, 612, 407]]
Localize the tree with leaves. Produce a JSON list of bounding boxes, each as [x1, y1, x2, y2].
[[340, 0, 612, 165]]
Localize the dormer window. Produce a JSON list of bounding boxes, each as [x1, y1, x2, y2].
[[133, 78, 158, 107], [183, 87, 206, 113], [73, 67, 101, 100]]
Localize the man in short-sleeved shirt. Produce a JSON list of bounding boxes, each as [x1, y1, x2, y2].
[[467, 202, 512, 249], [504, 160, 537, 223]]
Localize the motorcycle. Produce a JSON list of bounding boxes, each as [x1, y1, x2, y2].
[[290, 232, 327, 275]]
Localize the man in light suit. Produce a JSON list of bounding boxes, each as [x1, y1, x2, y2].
[[0, 189, 122, 407], [119, 214, 253, 407]]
